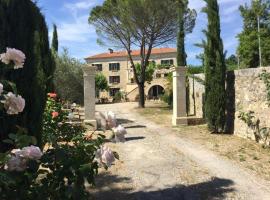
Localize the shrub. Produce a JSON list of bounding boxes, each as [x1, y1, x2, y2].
[[0, 93, 117, 200], [113, 91, 124, 103], [53, 49, 84, 105], [0, 43, 116, 200]]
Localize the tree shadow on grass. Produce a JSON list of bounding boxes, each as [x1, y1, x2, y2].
[[89, 172, 235, 200]]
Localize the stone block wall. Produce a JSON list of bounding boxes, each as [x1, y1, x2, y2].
[[188, 67, 270, 141], [188, 74, 205, 118]]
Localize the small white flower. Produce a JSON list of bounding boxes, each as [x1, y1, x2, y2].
[[0, 48, 26, 69], [4, 92, 25, 115], [22, 146, 43, 160], [95, 146, 115, 167], [0, 83, 3, 95], [67, 112, 74, 120]]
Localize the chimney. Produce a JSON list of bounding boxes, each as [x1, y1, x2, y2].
[[108, 48, 114, 54]]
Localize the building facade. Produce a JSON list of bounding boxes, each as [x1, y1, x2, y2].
[[85, 48, 177, 101]]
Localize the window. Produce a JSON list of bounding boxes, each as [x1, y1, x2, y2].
[[92, 64, 102, 71], [161, 59, 174, 66], [109, 88, 120, 97], [109, 63, 120, 71], [156, 73, 161, 78], [109, 76, 120, 84]]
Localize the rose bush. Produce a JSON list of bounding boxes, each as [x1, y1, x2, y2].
[[0, 49, 118, 200]]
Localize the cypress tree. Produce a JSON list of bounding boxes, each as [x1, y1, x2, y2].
[[0, 0, 54, 149], [52, 24, 59, 52], [203, 0, 226, 133], [177, 0, 187, 67], [176, 0, 196, 115]]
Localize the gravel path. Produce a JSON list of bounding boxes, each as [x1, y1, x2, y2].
[[91, 102, 270, 200]]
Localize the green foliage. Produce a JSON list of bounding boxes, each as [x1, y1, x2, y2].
[[176, 0, 197, 66], [95, 72, 108, 97], [0, 97, 108, 200], [259, 70, 270, 105], [187, 65, 204, 74], [237, 0, 270, 68], [161, 72, 173, 107], [135, 62, 156, 84], [51, 24, 58, 52], [226, 54, 238, 71], [203, 0, 226, 133], [0, 0, 54, 147], [113, 91, 124, 103], [53, 49, 84, 104]]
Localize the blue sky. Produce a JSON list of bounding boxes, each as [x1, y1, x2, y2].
[[36, 0, 250, 65]]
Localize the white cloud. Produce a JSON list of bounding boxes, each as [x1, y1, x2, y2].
[[49, 1, 102, 43], [64, 0, 98, 11], [50, 14, 95, 43]]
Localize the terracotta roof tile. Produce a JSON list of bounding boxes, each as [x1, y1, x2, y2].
[[85, 48, 176, 60]]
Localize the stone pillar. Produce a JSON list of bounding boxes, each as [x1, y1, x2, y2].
[[82, 65, 97, 128], [172, 66, 188, 126]]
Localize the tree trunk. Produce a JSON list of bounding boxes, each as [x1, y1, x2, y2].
[[138, 82, 145, 108]]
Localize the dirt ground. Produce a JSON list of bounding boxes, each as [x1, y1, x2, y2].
[[89, 102, 270, 200], [137, 101, 270, 182]]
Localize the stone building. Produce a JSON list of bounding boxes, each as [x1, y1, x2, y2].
[[85, 48, 177, 101]]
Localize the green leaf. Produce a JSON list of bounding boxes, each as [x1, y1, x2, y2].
[[3, 139, 14, 144], [8, 133, 17, 140]]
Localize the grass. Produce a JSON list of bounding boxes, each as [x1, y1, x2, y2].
[[136, 101, 270, 181]]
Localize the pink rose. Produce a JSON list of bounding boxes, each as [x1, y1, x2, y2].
[[112, 125, 127, 143], [95, 146, 115, 167], [106, 111, 117, 129], [47, 93, 57, 98], [113, 125, 127, 135], [22, 146, 43, 160], [5, 155, 27, 172], [51, 111, 59, 118], [0, 48, 26, 69], [4, 92, 25, 115]]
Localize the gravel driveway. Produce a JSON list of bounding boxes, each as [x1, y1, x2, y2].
[[90, 102, 270, 200]]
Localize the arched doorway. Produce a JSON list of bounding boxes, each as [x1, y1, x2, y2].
[[148, 85, 165, 100]]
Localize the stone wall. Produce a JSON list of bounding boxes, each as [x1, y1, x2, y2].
[[189, 67, 270, 141]]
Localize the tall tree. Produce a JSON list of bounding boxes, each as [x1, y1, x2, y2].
[[177, 0, 196, 66], [54, 49, 84, 104], [203, 0, 226, 133], [89, 0, 196, 108], [52, 24, 59, 52], [0, 0, 54, 148], [237, 0, 270, 68]]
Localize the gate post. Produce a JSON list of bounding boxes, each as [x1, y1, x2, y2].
[[82, 65, 97, 128], [172, 66, 188, 126]]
